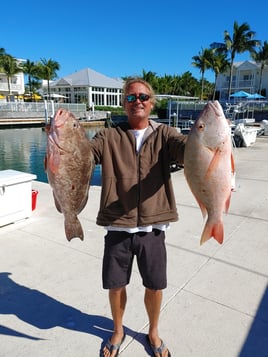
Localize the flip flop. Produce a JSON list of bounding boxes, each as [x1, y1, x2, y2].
[[146, 334, 171, 357], [102, 333, 126, 357]]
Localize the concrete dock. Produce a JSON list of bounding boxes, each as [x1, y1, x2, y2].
[[0, 136, 268, 357]]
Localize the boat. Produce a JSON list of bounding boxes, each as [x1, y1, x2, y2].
[[233, 123, 259, 147], [260, 120, 268, 135], [225, 102, 264, 147]]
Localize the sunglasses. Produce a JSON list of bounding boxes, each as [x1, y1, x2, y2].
[[125, 93, 151, 103]]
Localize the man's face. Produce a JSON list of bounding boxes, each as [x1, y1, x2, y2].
[[124, 82, 153, 127]]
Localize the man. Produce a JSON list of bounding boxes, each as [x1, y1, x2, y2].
[[90, 78, 187, 357]]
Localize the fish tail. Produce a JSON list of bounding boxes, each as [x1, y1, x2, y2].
[[64, 216, 84, 241], [200, 221, 224, 245]]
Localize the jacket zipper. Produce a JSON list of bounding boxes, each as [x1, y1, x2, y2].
[[136, 149, 141, 226], [134, 126, 155, 227]]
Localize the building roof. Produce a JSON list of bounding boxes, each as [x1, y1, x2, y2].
[[52, 68, 124, 89], [234, 61, 260, 70]]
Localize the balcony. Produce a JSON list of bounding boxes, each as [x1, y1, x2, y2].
[[221, 79, 257, 91], [0, 83, 23, 93]]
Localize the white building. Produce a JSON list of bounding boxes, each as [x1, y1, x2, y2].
[[0, 58, 26, 98], [48, 68, 124, 107], [216, 60, 268, 100]]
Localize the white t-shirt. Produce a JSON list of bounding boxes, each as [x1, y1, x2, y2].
[[106, 127, 170, 233], [131, 127, 147, 152]]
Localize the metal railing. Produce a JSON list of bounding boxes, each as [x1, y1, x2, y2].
[[0, 101, 86, 113]]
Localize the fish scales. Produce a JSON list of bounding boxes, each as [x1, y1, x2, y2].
[[45, 108, 95, 241], [184, 101, 235, 245]]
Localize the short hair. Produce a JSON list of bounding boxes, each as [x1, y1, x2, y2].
[[122, 77, 156, 106]]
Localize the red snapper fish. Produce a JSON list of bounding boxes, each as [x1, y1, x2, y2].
[[45, 108, 94, 241], [184, 101, 235, 245]]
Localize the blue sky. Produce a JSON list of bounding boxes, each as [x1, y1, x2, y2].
[[2, 0, 267, 83]]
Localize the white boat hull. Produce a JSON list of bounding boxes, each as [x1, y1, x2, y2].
[[234, 123, 259, 147]]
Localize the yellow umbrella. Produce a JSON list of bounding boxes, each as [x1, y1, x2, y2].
[[0, 94, 5, 99], [23, 93, 42, 100], [32, 93, 42, 100]]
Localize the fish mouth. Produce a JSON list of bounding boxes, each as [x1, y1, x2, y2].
[[48, 114, 67, 151], [49, 132, 60, 148], [207, 101, 224, 117], [48, 131, 69, 153]]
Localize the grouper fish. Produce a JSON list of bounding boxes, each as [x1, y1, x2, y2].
[[45, 108, 95, 241], [184, 101, 235, 245]]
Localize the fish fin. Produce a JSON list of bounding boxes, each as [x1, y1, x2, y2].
[[44, 155, 47, 172], [188, 191, 207, 219], [64, 216, 84, 241], [45, 123, 51, 133], [197, 200, 207, 219], [77, 193, 89, 214], [53, 192, 62, 213], [200, 221, 224, 245], [231, 152, 235, 174], [205, 148, 221, 179], [225, 192, 231, 214], [48, 158, 59, 174], [47, 151, 61, 174]]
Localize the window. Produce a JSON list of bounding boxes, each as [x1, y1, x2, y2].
[[92, 93, 104, 105], [107, 95, 117, 106]]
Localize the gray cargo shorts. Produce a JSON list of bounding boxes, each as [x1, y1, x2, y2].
[[102, 229, 167, 290]]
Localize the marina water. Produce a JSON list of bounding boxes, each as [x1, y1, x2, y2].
[[0, 126, 103, 186]]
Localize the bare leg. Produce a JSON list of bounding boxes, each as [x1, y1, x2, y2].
[[102, 287, 126, 357], [144, 288, 169, 357]]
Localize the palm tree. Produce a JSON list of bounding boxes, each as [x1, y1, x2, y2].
[[224, 21, 260, 100], [0, 48, 7, 71], [0, 54, 22, 96], [29, 78, 42, 94], [192, 48, 213, 100], [251, 41, 268, 95], [141, 70, 159, 92], [158, 74, 174, 94], [170, 75, 183, 95], [178, 71, 199, 97], [23, 59, 39, 97], [0, 47, 6, 57], [209, 50, 230, 100], [35, 58, 60, 99]]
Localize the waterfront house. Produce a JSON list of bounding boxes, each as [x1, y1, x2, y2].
[[216, 60, 268, 101], [0, 58, 26, 100], [46, 68, 124, 108]]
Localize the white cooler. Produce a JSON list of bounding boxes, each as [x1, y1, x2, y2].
[[0, 169, 37, 227]]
